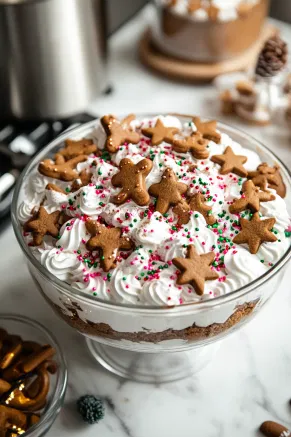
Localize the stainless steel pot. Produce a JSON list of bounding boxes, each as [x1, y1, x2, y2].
[[0, 0, 107, 120]]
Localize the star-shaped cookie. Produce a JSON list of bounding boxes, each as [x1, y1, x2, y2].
[[25, 207, 60, 246], [149, 168, 188, 214], [39, 154, 87, 181], [111, 158, 153, 206], [247, 162, 286, 198], [58, 139, 97, 160], [233, 213, 277, 254], [192, 117, 221, 143], [229, 180, 275, 214], [211, 146, 248, 177], [173, 245, 219, 296], [142, 119, 179, 146], [86, 220, 133, 271], [172, 132, 209, 159], [101, 114, 140, 153]]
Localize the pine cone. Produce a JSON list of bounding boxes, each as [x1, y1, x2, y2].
[[255, 35, 288, 78], [77, 395, 105, 424]]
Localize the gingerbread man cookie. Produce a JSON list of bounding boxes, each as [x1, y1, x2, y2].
[[229, 180, 275, 214], [188, 0, 201, 13], [71, 169, 92, 192], [39, 154, 87, 182], [46, 184, 66, 194], [149, 168, 188, 214], [142, 119, 179, 146], [101, 114, 140, 153], [24, 207, 60, 246], [58, 139, 97, 160], [111, 158, 153, 206], [189, 193, 217, 225], [173, 202, 191, 226], [173, 245, 219, 296], [172, 132, 209, 159], [86, 220, 133, 271], [248, 162, 286, 198], [173, 193, 216, 226]]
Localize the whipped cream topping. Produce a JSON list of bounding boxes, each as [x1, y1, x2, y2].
[[20, 115, 291, 307], [159, 0, 259, 22]]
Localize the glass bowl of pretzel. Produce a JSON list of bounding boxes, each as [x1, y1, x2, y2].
[[0, 314, 67, 436], [11, 114, 291, 383]]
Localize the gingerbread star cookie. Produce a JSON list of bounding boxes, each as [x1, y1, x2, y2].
[[248, 162, 286, 198], [111, 158, 153, 206], [39, 154, 87, 181], [142, 119, 179, 146], [211, 146, 248, 177], [86, 220, 133, 271], [172, 132, 209, 159], [58, 139, 97, 160], [233, 213, 277, 254], [173, 245, 219, 296], [192, 117, 221, 143], [101, 114, 140, 153], [149, 168, 188, 214], [25, 207, 60, 246], [229, 180, 275, 214]]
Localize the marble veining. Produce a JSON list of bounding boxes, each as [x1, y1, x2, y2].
[[0, 5, 291, 437]]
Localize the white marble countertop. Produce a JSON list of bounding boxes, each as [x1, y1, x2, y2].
[[1, 6, 291, 437]]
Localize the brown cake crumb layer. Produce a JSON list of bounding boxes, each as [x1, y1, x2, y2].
[[52, 300, 258, 343]]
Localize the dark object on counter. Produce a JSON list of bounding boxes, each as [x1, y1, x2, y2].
[[77, 395, 105, 425], [259, 420, 291, 437], [0, 0, 107, 120], [255, 35, 288, 77], [0, 113, 96, 225]]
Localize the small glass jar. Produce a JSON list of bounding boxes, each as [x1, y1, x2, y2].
[[152, 0, 269, 62], [0, 314, 67, 436]]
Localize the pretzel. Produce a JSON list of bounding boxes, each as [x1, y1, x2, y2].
[[9, 361, 57, 412], [0, 336, 22, 370], [2, 345, 55, 382], [0, 405, 27, 435]]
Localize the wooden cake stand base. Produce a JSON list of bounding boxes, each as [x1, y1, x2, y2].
[[139, 24, 278, 82]]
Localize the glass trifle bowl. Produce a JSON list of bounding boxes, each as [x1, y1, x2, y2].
[[11, 114, 291, 383]]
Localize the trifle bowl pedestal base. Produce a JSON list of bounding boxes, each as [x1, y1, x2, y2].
[[86, 339, 220, 383]]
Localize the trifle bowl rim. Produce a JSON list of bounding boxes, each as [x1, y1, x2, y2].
[[11, 114, 291, 316], [0, 313, 68, 435]]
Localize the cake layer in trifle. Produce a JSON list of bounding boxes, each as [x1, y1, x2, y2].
[[19, 114, 290, 308]]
